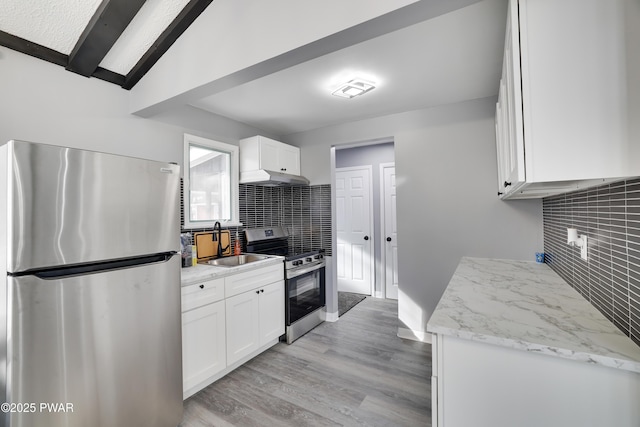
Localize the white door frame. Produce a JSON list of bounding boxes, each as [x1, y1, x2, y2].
[[380, 162, 397, 299], [335, 165, 375, 297]]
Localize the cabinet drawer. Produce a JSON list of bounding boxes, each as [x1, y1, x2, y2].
[[224, 263, 283, 298], [182, 278, 225, 312]]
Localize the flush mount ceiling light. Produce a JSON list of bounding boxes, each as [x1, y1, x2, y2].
[[331, 78, 376, 99]]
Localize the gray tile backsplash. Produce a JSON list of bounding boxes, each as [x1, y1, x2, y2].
[[543, 178, 640, 346], [240, 184, 332, 256], [181, 182, 332, 256]]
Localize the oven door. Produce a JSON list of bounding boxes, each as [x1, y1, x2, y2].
[[286, 262, 326, 325]]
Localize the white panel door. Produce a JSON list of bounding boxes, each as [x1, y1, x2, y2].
[[336, 167, 373, 295], [382, 165, 399, 300]]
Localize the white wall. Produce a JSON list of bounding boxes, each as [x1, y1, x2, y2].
[[286, 97, 543, 338], [0, 47, 263, 168], [0, 47, 181, 163]]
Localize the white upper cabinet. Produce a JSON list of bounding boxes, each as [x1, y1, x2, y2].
[[240, 135, 301, 176], [495, 5, 525, 196], [497, 0, 640, 199]]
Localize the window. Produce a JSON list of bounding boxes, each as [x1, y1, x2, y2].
[[183, 134, 240, 228]]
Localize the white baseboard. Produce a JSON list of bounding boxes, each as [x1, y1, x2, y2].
[[374, 291, 384, 298], [397, 327, 432, 344], [322, 310, 339, 322]]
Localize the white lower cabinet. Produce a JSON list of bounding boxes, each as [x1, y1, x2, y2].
[[432, 334, 640, 427], [226, 280, 284, 366], [181, 262, 284, 398], [182, 300, 226, 392]]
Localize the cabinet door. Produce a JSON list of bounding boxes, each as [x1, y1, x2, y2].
[[182, 300, 226, 392], [495, 90, 510, 195], [226, 290, 260, 365], [259, 281, 285, 345], [519, 0, 629, 182], [278, 144, 300, 175], [501, 0, 525, 194], [259, 137, 280, 171]]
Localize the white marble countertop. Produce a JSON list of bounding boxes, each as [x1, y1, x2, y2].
[[427, 257, 640, 373], [180, 254, 284, 286]]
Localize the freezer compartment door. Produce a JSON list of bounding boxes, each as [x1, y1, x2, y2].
[[6, 255, 182, 427], [5, 140, 180, 272]]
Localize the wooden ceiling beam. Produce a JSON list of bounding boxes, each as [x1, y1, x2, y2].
[[1, 0, 213, 90], [123, 0, 213, 90], [0, 31, 126, 87], [0, 30, 67, 67], [67, 0, 147, 77]]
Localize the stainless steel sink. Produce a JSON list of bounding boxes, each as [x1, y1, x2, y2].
[[201, 254, 272, 267]]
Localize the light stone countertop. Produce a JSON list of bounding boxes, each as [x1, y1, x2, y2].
[[427, 257, 640, 373], [180, 255, 284, 286]]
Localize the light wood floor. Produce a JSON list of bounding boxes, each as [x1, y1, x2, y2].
[[179, 298, 432, 427]]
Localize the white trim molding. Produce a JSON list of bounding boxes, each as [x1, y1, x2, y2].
[[322, 310, 339, 322], [397, 327, 432, 344]]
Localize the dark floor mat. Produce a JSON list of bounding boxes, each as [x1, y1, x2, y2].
[[338, 292, 367, 317]]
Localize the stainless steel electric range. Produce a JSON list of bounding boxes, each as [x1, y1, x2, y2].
[[244, 226, 326, 344]]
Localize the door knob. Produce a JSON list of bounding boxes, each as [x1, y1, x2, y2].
[[386, 237, 392, 242], [364, 236, 369, 241]]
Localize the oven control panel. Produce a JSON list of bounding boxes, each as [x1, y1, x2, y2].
[[286, 252, 324, 270]]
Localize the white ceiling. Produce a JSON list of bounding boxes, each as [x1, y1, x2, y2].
[[1, 0, 103, 54], [1, 0, 507, 138], [189, 0, 507, 136], [0, 0, 189, 75]]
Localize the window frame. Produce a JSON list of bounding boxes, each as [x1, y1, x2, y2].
[[183, 133, 241, 228]]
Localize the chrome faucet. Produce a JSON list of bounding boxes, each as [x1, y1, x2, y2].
[[213, 221, 229, 258]]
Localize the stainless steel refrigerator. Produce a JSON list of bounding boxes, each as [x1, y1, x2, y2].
[[0, 140, 183, 427]]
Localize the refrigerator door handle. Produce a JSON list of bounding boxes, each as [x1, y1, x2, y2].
[[20, 253, 178, 279]]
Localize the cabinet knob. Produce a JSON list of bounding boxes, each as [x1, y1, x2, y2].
[[504, 181, 512, 187], [386, 237, 392, 242], [256, 290, 260, 294], [199, 284, 204, 289], [260, 289, 264, 293], [364, 236, 369, 241]]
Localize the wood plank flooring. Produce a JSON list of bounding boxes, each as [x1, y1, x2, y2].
[[179, 298, 432, 427]]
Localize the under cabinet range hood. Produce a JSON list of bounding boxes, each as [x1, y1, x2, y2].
[[240, 169, 310, 186]]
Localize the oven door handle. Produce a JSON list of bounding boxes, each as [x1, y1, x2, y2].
[[286, 261, 326, 279]]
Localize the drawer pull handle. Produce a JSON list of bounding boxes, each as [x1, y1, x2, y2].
[[199, 284, 204, 289]]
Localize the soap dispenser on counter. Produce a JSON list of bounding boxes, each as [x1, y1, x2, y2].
[[234, 232, 242, 256]]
